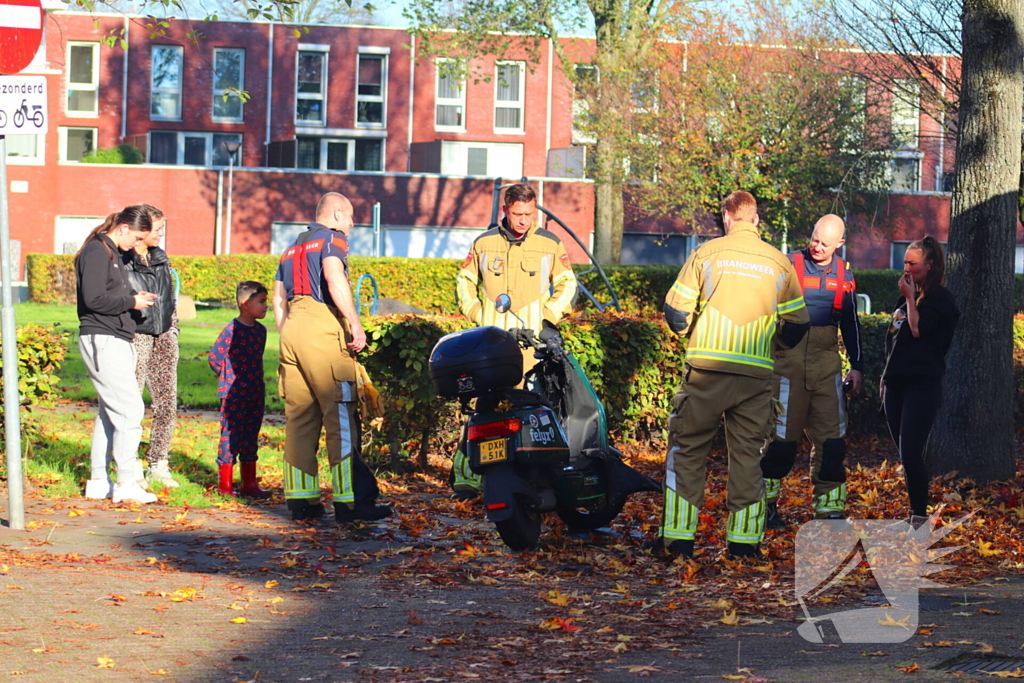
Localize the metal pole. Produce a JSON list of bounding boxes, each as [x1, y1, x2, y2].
[[0, 136, 25, 530], [215, 169, 224, 255], [225, 155, 234, 255], [372, 201, 381, 257]]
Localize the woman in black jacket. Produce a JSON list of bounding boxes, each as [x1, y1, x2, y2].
[[127, 205, 180, 489], [880, 236, 960, 527], [76, 205, 159, 504]]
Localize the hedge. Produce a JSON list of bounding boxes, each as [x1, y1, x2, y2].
[[31, 253, 1023, 316], [0, 323, 70, 438]]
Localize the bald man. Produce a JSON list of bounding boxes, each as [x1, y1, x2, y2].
[[273, 192, 391, 523], [760, 214, 863, 527]]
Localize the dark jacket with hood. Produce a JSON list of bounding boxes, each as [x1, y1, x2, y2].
[[127, 246, 174, 336], [75, 233, 138, 342]]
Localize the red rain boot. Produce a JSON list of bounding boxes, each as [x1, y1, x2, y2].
[[238, 462, 270, 498], [217, 463, 235, 495]]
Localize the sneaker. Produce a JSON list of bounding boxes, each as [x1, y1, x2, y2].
[[84, 479, 113, 499], [335, 503, 393, 523], [765, 509, 787, 529], [112, 481, 158, 504], [814, 511, 846, 521], [288, 499, 326, 521], [147, 461, 180, 489]]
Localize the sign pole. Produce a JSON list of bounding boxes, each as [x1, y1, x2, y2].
[[0, 136, 25, 530]]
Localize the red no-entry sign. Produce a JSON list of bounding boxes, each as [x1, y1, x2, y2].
[[0, 0, 43, 75]]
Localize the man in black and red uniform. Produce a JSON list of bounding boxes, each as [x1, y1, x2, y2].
[[760, 214, 863, 527], [272, 192, 391, 523]]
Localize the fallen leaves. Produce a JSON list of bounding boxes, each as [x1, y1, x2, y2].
[[977, 540, 1003, 557], [96, 655, 115, 668], [535, 617, 582, 632]]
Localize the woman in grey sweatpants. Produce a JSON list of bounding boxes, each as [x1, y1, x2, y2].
[[75, 205, 161, 505]]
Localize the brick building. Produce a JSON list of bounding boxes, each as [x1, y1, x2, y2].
[[4, 9, 1023, 279]]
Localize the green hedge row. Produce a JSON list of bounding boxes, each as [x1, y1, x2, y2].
[[0, 323, 70, 438], [32, 252, 1022, 316], [357, 313, 1024, 464]]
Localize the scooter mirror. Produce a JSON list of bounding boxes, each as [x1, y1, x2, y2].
[[495, 294, 512, 313]]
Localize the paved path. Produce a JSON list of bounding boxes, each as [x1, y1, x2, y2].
[[2, 490, 1021, 683]]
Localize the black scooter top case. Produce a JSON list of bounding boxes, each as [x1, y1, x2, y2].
[[430, 326, 523, 398]]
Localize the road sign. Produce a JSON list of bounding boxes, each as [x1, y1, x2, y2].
[[0, 75, 46, 134], [0, 0, 43, 75]]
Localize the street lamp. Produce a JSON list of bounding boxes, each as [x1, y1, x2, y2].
[[222, 140, 242, 255]]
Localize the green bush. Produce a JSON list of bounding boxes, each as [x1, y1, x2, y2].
[[0, 323, 70, 438], [80, 145, 144, 164]]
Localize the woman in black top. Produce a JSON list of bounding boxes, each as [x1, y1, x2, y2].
[[76, 205, 160, 504], [880, 236, 960, 525], [127, 206, 181, 489]]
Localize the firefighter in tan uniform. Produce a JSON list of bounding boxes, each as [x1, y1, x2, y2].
[[450, 183, 578, 499], [761, 214, 863, 527], [273, 193, 391, 522], [657, 191, 809, 558]]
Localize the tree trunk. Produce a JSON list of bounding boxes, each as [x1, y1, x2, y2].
[[593, 140, 624, 264], [927, 0, 1023, 481]]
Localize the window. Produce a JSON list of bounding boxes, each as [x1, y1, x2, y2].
[[892, 79, 920, 149], [66, 42, 99, 115], [890, 154, 921, 192], [60, 127, 97, 161], [148, 131, 241, 165], [213, 48, 245, 122], [572, 64, 598, 145], [494, 61, 525, 133], [5, 135, 44, 164], [838, 76, 866, 152], [467, 147, 488, 175], [356, 50, 387, 127], [435, 59, 465, 130], [295, 136, 383, 172], [151, 45, 184, 120], [296, 49, 327, 125]]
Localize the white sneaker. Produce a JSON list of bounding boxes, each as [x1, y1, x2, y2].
[[84, 479, 113, 499], [112, 481, 158, 504], [147, 460, 180, 489]]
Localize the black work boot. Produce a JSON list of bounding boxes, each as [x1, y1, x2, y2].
[[450, 489, 480, 502], [666, 539, 695, 559], [727, 541, 762, 559], [288, 499, 325, 521], [335, 502, 393, 523], [765, 501, 786, 529]]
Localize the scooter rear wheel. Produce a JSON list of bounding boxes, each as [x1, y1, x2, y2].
[[557, 495, 625, 531], [495, 494, 541, 550]]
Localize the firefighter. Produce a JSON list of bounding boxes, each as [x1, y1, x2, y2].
[[450, 183, 578, 499], [272, 192, 392, 523], [760, 214, 863, 527], [657, 191, 809, 558]]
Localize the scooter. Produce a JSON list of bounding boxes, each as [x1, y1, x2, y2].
[[429, 295, 659, 550]]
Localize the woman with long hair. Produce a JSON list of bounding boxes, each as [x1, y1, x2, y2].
[[880, 236, 960, 526], [127, 205, 181, 489], [76, 205, 160, 504]]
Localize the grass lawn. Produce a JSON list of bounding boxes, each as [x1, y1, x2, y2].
[[16, 302, 283, 412]]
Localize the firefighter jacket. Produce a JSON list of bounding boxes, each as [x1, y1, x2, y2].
[[664, 222, 810, 379], [456, 218, 578, 332], [790, 249, 863, 372]]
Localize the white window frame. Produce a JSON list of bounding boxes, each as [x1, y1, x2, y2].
[[889, 151, 923, 193], [66, 41, 99, 117], [148, 131, 242, 166], [4, 134, 45, 165], [150, 45, 184, 121], [356, 47, 388, 129], [59, 126, 98, 162], [296, 45, 329, 127], [435, 58, 466, 132], [212, 47, 245, 123], [493, 60, 525, 134], [892, 79, 920, 150], [572, 63, 598, 145]]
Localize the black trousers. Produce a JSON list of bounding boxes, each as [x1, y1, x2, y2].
[[883, 378, 942, 517]]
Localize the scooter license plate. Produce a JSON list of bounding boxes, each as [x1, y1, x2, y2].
[[478, 438, 507, 464]]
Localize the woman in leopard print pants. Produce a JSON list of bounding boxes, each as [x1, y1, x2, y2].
[[127, 206, 180, 489]]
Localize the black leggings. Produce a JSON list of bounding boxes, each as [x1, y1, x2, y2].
[[883, 378, 942, 517]]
